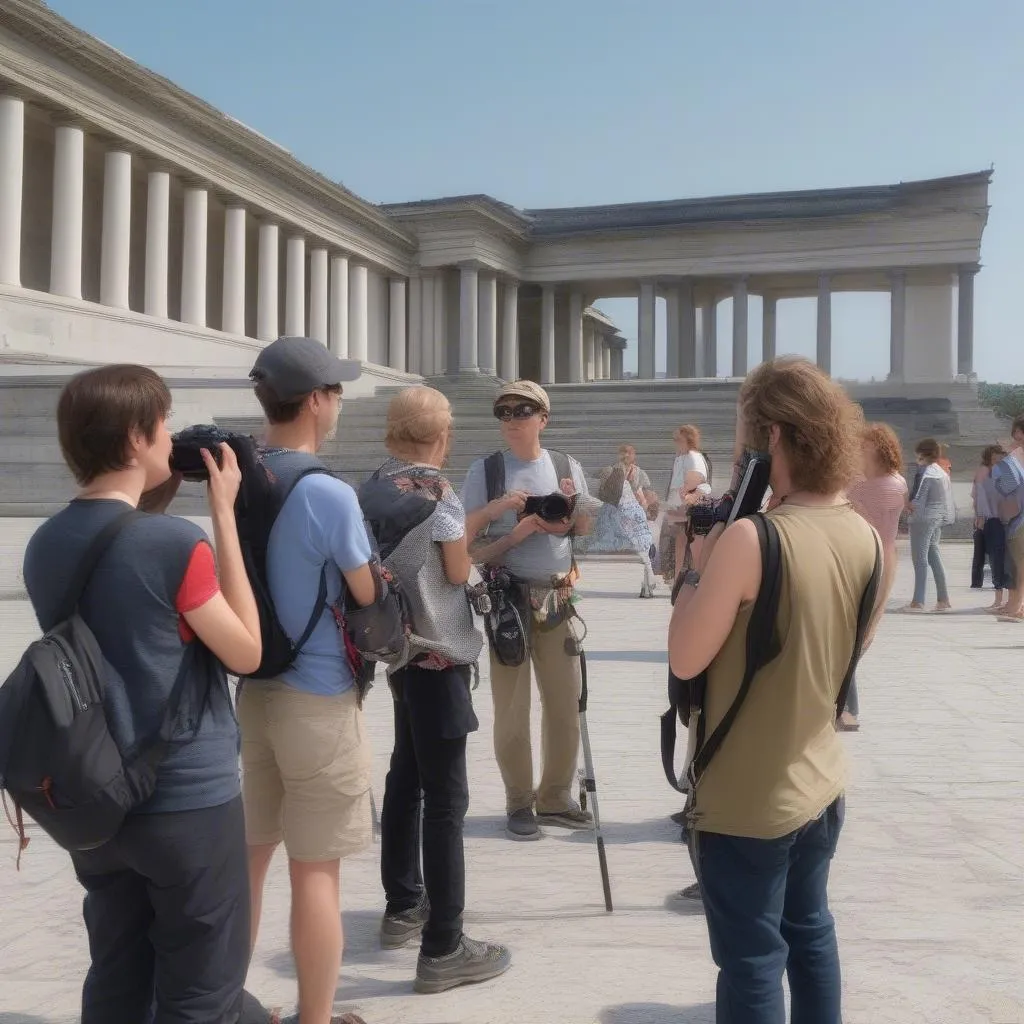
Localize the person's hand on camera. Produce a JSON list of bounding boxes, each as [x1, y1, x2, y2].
[[139, 472, 181, 514], [536, 516, 574, 536], [511, 513, 544, 542], [203, 442, 241, 516], [489, 490, 528, 520], [559, 477, 576, 497]]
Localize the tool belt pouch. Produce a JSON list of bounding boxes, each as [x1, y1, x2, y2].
[[529, 570, 577, 634], [484, 574, 531, 668]]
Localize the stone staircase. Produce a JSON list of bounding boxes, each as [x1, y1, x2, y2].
[[0, 373, 1010, 522]]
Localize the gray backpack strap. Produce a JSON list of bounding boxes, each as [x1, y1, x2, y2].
[[484, 451, 506, 503], [548, 449, 572, 485]]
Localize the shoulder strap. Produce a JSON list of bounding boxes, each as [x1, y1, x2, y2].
[[688, 512, 783, 788], [484, 451, 506, 503], [59, 509, 146, 622], [548, 449, 572, 483], [277, 464, 333, 656], [835, 535, 882, 719]]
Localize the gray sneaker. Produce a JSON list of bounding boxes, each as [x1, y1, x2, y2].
[[536, 803, 594, 830], [380, 894, 430, 949], [414, 935, 512, 994], [505, 807, 542, 841], [669, 881, 705, 914]]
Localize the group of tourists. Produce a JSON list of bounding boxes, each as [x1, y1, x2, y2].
[[6, 333, 1022, 1024]]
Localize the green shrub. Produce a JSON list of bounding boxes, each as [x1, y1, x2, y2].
[[978, 383, 1024, 420]]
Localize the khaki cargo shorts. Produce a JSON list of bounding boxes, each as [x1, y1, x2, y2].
[[237, 680, 373, 863]]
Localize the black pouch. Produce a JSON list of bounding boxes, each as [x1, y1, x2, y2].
[[484, 577, 530, 667]]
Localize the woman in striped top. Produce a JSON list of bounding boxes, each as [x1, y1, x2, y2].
[[844, 423, 908, 729]]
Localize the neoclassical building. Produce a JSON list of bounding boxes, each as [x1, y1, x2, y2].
[[0, 0, 989, 403]]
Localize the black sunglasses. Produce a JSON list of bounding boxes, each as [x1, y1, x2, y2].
[[494, 402, 540, 422]]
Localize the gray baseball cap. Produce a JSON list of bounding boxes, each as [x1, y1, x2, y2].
[[249, 336, 361, 401]]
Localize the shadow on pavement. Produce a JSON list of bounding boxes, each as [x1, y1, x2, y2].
[[599, 1002, 715, 1024], [583, 649, 668, 664], [465, 814, 681, 845]]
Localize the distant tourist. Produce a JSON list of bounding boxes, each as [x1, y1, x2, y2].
[[659, 424, 710, 583], [972, 445, 1012, 606], [989, 416, 1024, 622], [902, 438, 954, 613], [844, 423, 909, 729], [668, 357, 880, 1024], [593, 460, 658, 597]]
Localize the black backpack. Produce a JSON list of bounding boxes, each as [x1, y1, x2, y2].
[[660, 513, 881, 794], [229, 440, 332, 680], [0, 510, 197, 864]]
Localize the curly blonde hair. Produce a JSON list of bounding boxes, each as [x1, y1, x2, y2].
[[862, 422, 904, 475], [385, 386, 452, 456], [738, 356, 863, 494], [674, 424, 701, 450]]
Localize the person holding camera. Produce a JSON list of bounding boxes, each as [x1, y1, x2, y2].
[[238, 337, 378, 1024], [22, 364, 263, 1023], [460, 380, 594, 842], [368, 386, 512, 993], [668, 357, 882, 1024]]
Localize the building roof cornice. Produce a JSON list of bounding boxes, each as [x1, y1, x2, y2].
[[0, 0, 415, 252]]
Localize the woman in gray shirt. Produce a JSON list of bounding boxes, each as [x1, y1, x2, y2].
[[903, 437, 953, 612]]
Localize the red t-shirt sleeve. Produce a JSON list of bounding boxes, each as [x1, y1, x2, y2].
[[175, 541, 220, 614]]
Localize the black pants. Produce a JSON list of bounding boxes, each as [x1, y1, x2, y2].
[[974, 518, 1012, 589], [380, 663, 477, 958], [71, 796, 251, 1024]]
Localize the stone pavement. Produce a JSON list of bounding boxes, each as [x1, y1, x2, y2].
[[1, 536, 1023, 1024]]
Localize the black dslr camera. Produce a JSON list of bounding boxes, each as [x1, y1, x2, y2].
[[522, 492, 576, 523], [170, 424, 235, 482], [688, 450, 772, 537]]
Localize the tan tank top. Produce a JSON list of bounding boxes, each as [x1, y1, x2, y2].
[[691, 502, 878, 840]]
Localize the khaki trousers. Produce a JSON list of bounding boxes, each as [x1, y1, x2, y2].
[[489, 618, 582, 814]]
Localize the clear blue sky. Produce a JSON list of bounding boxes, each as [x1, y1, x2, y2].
[[49, 0, 1024, 383]]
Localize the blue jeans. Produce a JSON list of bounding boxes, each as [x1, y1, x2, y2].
[[909, 520, 949, 605], [691, 796, 845, 1024]]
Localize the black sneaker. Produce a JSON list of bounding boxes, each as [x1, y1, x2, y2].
[[537, 803, 594, 830], [380, 893, 430, 949], [505, 807, 542, 841], [414, 935, 512, 994], [669, 882, 705, 915]]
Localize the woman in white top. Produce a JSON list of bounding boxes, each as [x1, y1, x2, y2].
[[659, 424, 710, 583]]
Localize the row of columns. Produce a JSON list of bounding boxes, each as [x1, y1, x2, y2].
[[0, 94, 420, 368], [456, 266, 519, 379], [633, 268, 977, 380]]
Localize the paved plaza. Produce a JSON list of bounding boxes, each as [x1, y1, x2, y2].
[[1, 529, 1023, 1024]]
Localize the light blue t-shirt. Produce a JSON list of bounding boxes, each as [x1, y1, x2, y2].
[[266, 472, 373, 695], [460, 450, 589, 582]]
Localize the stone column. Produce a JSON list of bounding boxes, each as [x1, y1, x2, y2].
[[568, 290, 584, 383], [478, 272, 497, 374], [957, 264, 977, 377], [612, 346, 624, 380], [349, 262, 368, 361], [221, 206, 246, 335], [762, 294, 777, 362], [285, 235, 305, 336], [638, 281, 656, 379], [432, 273, 446, 374], [732, 277, 748, 377], [100, 149, 132, 309], [500, 280, 518, 381], [889, 271, 905, 380], [144, 170, 170, 317], [0, 95, 24, 286], [540, 284, 556, 384], [329, 253, 348, 356], [816, 273, 832, 374], [702, 299, 718, 377], [458, 265, 479, 372], [679, 279, 696, 377], [420, 271, 435, 376], [309, 247, 328, 344], [389, 277, 407, 372], [407, 275, 422, 375], [603, 342, 612, 380], [584, 326, 596, 380], [665, 285, 681, 378], [50, 124, 85, 299], [180, 186, 208, 327], [257, 222, 279, 341]]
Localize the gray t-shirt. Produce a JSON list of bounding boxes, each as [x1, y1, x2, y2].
[[460, 450, 590, 582]]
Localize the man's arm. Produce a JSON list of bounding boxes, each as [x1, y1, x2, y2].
[[470, 515, 542, 565], [668, 517, 762, 680], [318, 478, 376, 607]]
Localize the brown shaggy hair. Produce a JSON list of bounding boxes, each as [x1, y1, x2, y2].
[[1012, 415, 1024, 438], [915, 437, 941, 462], [57, 364, 171, 485], [981, 444, 1006, 467], [738, 356, 863, 495], [862, 422, 904, 475], [674, 424, 701, 450]]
